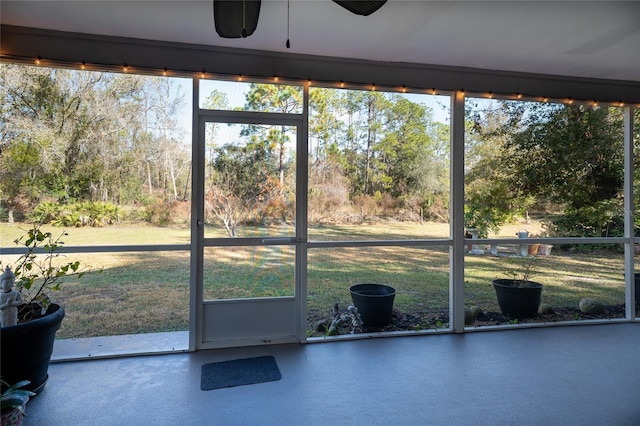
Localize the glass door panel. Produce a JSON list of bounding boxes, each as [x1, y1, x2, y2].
[[203, 245, 295, 300], [203, 122, 297, 239]]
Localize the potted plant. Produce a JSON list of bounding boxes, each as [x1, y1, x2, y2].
[[1, 380, 35, 426], [527, 233, 540, 256], [492, 256, 543, 318], [349, 283, 396, 327], [1, 224, 86, 394]]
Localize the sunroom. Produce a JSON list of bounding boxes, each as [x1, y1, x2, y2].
[[1, 1, 640, 423]]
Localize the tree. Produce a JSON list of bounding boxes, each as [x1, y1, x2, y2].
[[379, 95, 435, 197], [0, 64, 192, 223], [308, 88, 349, 220], [505, 103, 624, 237], [465, 99, 629, 239], [464, 101, 530, 237], [243, 84, 301, 189], [205, 143, 278, 237]]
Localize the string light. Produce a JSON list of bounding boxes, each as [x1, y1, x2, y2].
[[7, 55, 634, 108]]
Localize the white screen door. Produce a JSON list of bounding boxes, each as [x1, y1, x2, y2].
[[193, 110, 306, 348]]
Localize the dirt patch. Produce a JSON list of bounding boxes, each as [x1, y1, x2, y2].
[[308, 304, 631, 336]]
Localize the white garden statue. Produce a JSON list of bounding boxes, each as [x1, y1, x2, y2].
[[0, 265, 22, 327]]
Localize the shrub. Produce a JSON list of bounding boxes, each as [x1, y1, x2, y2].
[[543, 200, 624, 251], [142, 202, 173, 226], [30, 201, 121, 227], [352, 194, 377, 221]]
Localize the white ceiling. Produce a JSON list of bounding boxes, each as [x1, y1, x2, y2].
[[1, 0, 639, 82]]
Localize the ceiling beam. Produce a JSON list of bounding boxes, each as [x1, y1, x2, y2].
[[2, 25, 639, 103]]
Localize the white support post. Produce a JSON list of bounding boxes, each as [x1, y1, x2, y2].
[[450, 91, 466, 333], [624, 106, 635, 319], [189, 77, 203, 351], [296, 83, 310, 342]]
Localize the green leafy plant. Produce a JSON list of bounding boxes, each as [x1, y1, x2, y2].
[[5, 223, 87, 322], [31, 201, 121, 227], [1, 380, 35, 416]]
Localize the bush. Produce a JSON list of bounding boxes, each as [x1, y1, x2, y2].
[[545, 201, 623, 239], [30, 201, 121, 227], [352, 194, 377, 221], [142, 202, 173, 226], [261, 198, 291, 222], [30, 201, 59, 224], [543, 200, 624, 251]]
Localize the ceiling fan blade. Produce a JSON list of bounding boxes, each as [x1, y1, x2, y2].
[[332, 1, 387, 16], [213, 0, 261, 38]]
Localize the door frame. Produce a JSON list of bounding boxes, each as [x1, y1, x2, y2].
[[190, 105, 308, 350]]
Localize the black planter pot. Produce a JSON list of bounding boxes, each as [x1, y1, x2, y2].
[[1, 304, 65, 394], [349, 283, 396, 327], [492, 279, 542, 319], [634, 274, 640, 305]]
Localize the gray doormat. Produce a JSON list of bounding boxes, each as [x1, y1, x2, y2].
[[201, 355, 281, 390]]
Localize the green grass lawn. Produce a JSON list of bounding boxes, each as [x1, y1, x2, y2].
[[0, 221, 631, 339]]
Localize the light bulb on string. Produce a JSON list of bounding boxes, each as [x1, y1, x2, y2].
[[16, 55, 633, 109]]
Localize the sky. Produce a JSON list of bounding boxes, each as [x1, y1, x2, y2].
[[174, 78, 452, 147]]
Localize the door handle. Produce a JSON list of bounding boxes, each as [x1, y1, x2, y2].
[[261, 238, 296, 244]]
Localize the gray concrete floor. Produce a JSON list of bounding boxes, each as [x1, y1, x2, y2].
[[24, 323, 640, 425]]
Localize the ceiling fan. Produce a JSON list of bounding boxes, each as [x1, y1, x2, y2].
[[213, 0, 388, 39]]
